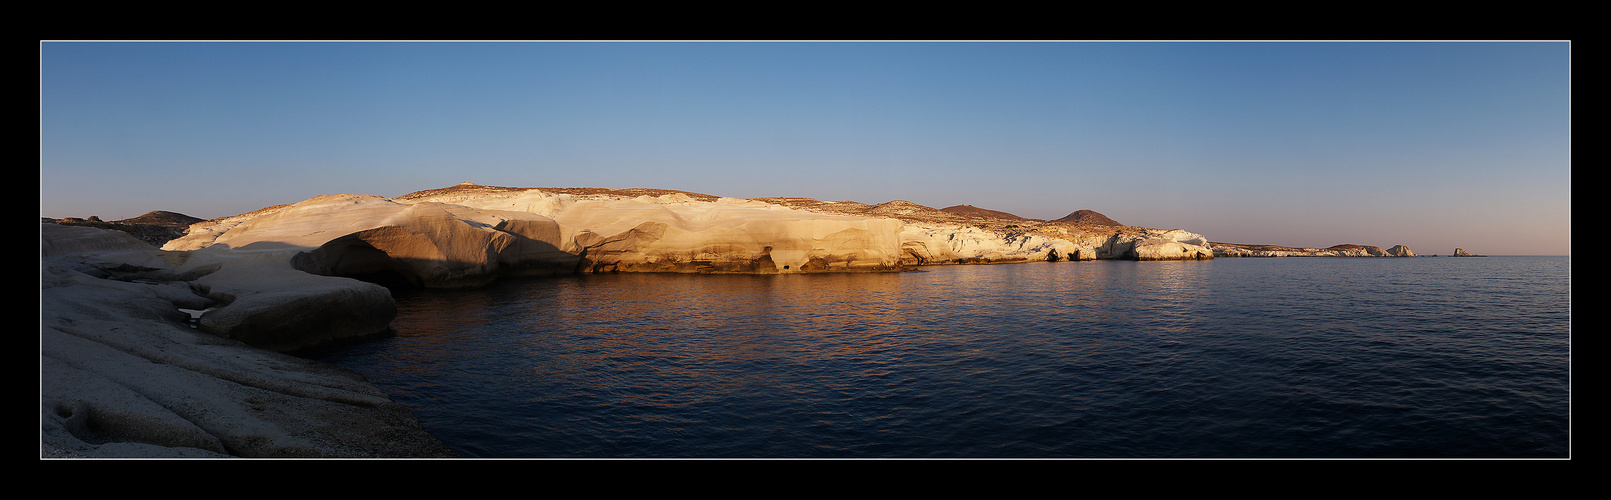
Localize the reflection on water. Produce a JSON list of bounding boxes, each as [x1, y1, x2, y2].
[[311, 258, 1570, 457]]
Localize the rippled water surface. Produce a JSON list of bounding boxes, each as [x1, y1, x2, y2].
[[307, 256, 1571, 458]]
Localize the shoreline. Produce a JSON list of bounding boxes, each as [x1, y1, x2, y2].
[[41, 223, 456, 458], [40, 184, 1491, 458]]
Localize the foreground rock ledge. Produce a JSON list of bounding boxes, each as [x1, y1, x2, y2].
[[41, 224, 453, 458]]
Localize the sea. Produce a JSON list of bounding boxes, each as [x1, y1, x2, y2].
[[305, 255, 1571, 458]]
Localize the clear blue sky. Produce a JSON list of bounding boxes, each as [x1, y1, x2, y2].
[[40, 41, 1571, 255]]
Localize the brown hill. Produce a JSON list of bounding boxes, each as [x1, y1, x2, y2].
[[1054, 210, 1122, 226], [117, 210, 206, 229], [396, 181, 531, 200], [939, 205, 1031, 221], [45, 210, 205, 248], [868, 200, 949, 218]]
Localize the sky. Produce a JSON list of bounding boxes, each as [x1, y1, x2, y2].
[[39, 41, 1571, 256]]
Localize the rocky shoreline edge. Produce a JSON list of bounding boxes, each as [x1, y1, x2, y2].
[[41, 183, 1444, 458], [41, 223, 457, 458]]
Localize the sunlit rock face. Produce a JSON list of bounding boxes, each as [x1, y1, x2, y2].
[[288, 202, 577, 288], [1127, 230, 1216, 261], [164, 183, 1222, 289], [534, 196, 904, 274], [411, 186, 1216, 267], [898, 222, 1068, 264], [894, 223, 1211, 264], [163, 194, 402, 251], [167, 185, 908, 287]]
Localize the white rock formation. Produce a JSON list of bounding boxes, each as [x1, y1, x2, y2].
[[167, 187, 910, 287], [168, 184, 1223, 284], [1129, 230, 1218, 261], [189, 250, 398, 352], [41, 224, 452, 457], [896, 223, 1212, 264], [1212, 242, 1417, 258]]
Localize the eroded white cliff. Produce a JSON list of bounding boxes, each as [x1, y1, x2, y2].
[[166, 183, 1224, 289], [896, 222, 1212, 264], [167, 186, 916, 287]]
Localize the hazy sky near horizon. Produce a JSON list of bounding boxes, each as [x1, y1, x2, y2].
[[40, 41, 1571, 255]]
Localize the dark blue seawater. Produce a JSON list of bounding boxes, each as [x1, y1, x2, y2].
[[306, 256, 1571, 458]]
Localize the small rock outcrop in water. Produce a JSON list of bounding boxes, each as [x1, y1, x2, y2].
[[1452, 248, 1486, 257]]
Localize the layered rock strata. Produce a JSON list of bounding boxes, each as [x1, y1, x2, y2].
[[748, 195, 1213, 265]]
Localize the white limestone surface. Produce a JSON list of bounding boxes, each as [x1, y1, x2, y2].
[[41, 224, 452, 457]]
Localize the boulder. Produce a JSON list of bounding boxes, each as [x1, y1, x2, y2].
[[289, 203, 576, 287], [190, 254, 397, 352]]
